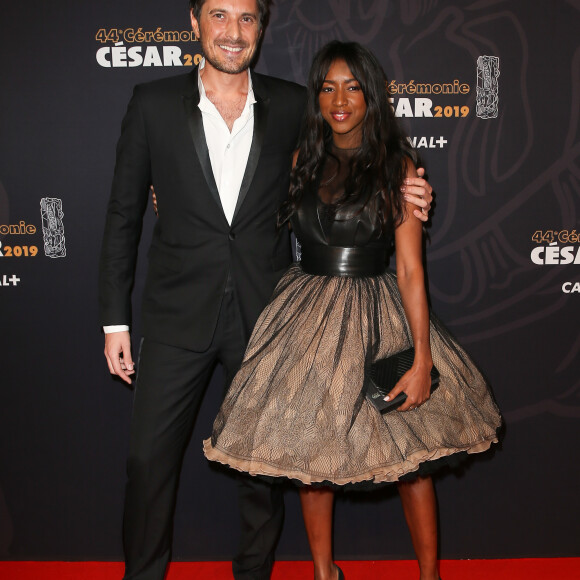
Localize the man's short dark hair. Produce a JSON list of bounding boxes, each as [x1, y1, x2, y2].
[[189, 0, 271, 31]]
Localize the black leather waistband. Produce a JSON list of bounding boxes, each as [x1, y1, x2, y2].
[[300, 245, 387, 277]]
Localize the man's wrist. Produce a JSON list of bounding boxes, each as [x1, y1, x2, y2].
[[103, 325, 130, 334]]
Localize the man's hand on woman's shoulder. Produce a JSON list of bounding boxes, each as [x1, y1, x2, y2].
[[402, 166, 433, 222]]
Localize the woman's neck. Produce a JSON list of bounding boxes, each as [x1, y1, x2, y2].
[[332, 143, 359, 151]]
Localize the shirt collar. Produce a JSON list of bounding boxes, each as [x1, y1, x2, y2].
[[197, 57, 256, 113]]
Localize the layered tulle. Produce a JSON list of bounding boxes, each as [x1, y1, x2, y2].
[[204, 264, 501, 485]]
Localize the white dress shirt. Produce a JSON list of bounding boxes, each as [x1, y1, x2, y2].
[[104, 60, 256, 334], [198, 59, 256, 225]]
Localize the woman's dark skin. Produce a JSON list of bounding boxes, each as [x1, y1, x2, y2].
[[298, 58, 439, 580]]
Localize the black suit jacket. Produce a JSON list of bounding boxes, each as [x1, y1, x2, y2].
[[99, 68, 306, 351]]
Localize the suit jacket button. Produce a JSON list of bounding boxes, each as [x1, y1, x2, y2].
[[229, 232, 236, 241]]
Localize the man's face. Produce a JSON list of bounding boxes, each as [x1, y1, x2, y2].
[[191, 0, 262, 75]]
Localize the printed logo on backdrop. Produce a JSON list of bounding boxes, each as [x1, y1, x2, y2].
[[0, 274, 20, 287], [0, 221, 38, 261], [0, 202, 65, 260], [40, 198, 66, 258], [530, 229, 580, 293], [388, 78, 471, 150], [0, 192, 67, 289], [95, 27, 202, 68], [476, 56, 500, 119]]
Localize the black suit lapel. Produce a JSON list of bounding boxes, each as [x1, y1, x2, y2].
[[232, 73, 270, 222], [182, 71, 223, 214]]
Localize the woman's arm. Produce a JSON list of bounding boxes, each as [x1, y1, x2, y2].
[[385, 160, 433, 411]]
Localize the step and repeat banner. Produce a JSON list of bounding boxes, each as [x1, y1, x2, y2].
[[1, 0, 579, 562]]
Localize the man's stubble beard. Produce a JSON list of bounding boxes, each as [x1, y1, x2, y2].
[[205, 52, 253, 74]]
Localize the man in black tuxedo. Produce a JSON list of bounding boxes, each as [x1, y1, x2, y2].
[[99, 1, 433, 579]]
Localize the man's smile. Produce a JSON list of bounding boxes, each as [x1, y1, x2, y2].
[[219, 44, 245, 53]]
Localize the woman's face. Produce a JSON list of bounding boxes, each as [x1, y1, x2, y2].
[[318, 58, 367, 148]]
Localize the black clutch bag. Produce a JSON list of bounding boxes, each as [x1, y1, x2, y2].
[[365, 347, 440, 413]]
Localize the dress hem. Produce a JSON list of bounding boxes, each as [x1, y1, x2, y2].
[[203, 436, 498, 486]]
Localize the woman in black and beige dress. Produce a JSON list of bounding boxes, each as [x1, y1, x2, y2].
[[204, 41, 501, 580]]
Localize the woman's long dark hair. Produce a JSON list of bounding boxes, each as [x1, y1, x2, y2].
[[278, 41, 418, 233]]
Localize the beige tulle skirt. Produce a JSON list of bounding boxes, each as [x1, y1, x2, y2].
[[204, 264, 501, 486]]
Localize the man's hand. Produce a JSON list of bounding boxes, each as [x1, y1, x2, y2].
[[402, 166, 433, 222], [104, 331, 135, 385], [151, 186, 158, 216]]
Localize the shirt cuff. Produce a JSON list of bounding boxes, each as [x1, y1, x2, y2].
[[103, 325, 130, 334]]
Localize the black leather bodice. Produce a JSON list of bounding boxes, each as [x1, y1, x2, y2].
[[290, 149, 393, 276]]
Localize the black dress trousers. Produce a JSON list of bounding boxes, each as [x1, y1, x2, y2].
[[122, 287, 284, 580]]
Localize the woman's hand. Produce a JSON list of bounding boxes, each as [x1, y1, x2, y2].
[[385, 364, 433, 412]]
